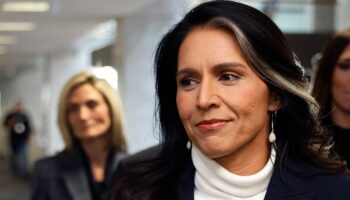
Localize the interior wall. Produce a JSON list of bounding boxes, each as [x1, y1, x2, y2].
[[1, 0, 190, 168], [0, 63, 45, 167], [285, 33, 332, 78], [114, 0, 188, 153], [0, 47, 91, 168]]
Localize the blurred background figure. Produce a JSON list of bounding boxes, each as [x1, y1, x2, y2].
[[30, 71, 127, 200], [312, 28, 350, 166], [3, 99, 32, 178]]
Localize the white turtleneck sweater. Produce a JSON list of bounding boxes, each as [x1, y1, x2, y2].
[[191, 145, 276, 200]]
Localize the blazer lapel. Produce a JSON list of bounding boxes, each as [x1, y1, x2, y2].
[[180, 158, 195, 200], [59, 151, 93, 200], [105, 151, 127, 186], [264, 163, 316, 200]]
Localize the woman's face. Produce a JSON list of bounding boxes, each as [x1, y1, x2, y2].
[[332, 44, 350, 117], [67, 83, 111, 141], [176, 27, 280, 166]]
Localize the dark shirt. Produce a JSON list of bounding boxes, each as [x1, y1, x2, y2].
[[79, 146, 116, 200]]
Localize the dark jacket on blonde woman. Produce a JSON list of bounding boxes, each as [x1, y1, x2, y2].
[[31, 146, 126, 200], [30, 71, 128, 200]]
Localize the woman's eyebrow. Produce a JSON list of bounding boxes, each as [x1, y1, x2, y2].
[[176, 68, 197, 77], [177, 62, 246, 76], [212, 62, 246, 71], [338, 58, 350, 62]]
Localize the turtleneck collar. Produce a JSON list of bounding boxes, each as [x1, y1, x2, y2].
[[191, 144, 275, 200]]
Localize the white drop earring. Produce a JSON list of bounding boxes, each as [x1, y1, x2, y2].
[[186, 140, 192, 150], [269, 112, 277, 143]]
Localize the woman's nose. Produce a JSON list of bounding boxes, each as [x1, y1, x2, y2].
[[196, 80, 221, 110], [78, 106, 90, 120]]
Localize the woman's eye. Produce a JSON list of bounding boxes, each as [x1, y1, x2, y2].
[[178, 78, 197, 89], [180, 79, 196, 86], [337, 62, 350, 70], [86, 100, 98, 109], [219, 73, 239, 82], [68, 104, 78, 113]]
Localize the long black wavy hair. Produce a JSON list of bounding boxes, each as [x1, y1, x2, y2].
[[312, 28, 350, 127], [113, 1, 347, 199]]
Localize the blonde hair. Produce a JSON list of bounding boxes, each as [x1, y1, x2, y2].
[[57, 70, 127, 152]]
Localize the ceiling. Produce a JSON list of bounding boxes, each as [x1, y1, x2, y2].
[[1, 0, 347, 76], [0, 0, 159, 73]]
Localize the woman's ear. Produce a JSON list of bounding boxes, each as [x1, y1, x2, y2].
[[268, 92, 281, 112]]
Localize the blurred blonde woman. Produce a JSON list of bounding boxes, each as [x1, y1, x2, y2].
[[30, 70, 127, 200]]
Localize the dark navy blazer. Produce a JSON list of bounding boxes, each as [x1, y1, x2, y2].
[[30, 148, 126, 200], [179, 159, 350, 200]]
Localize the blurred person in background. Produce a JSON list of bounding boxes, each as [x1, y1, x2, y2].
[[3, 99, 32, 178], [312, 28, 350, 166], [112, 1, 350, 199], [30, 70, 127, 200]]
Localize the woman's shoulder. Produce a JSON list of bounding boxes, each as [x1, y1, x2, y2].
[[314, 174, 350, 189], [33, 153, 61, 168], [310, 174, 350, 199], [32, 151, 68, 177], [113, 150, 128, 161], [122, 145, 161, 164], [269, 155, 350, 199]]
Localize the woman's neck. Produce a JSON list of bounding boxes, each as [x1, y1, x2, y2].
[[214, 143, 270, 176], [80, 134, 111, 182], [192, 144, 274, 198]]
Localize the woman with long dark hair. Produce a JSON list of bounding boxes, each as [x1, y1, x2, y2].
[[312, 28, 350, 166], [113, 1, 350, 199]]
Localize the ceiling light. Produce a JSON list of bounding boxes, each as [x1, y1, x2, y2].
[[0, 36, 17, 44], [0, 46, 7, 54], [0, 22, 35, 31], [92, 66, 119, 90], [1, 1, 50, 12]]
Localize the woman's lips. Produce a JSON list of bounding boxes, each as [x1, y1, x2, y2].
[[196, 119, 229, 131]]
